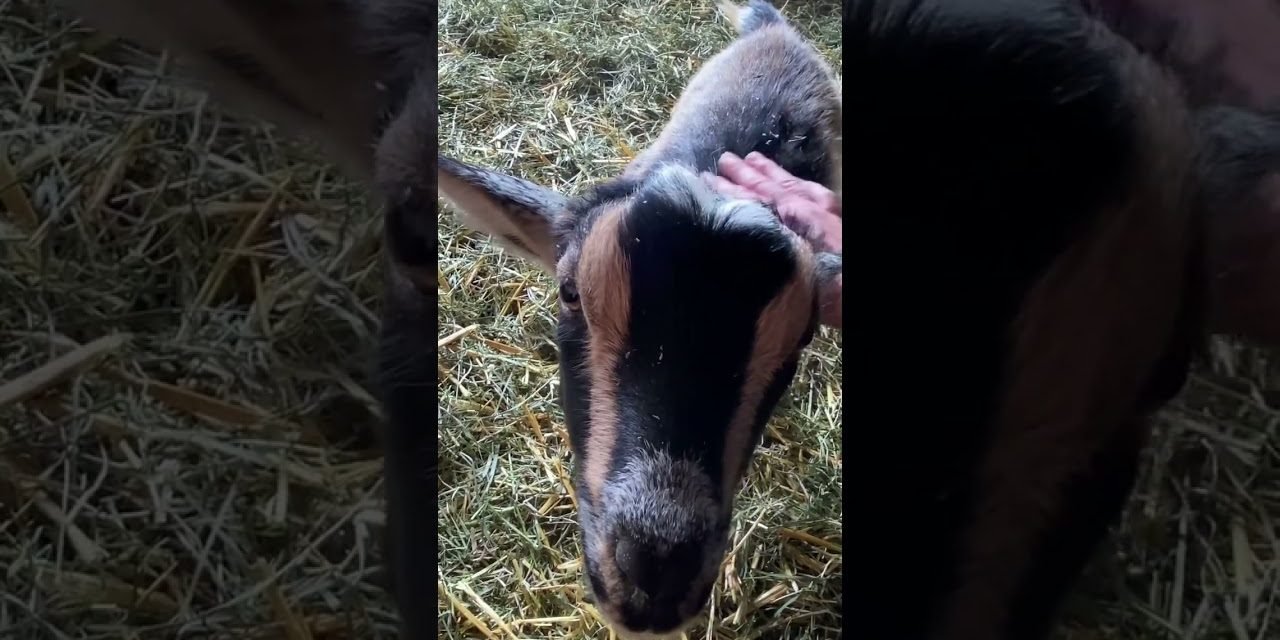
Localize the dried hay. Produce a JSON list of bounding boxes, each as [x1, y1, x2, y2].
[[1, 1, 393, 637]]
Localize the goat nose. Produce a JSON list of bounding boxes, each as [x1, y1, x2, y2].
[[613, 531, 697, 601], [614, 533, 661, 597]]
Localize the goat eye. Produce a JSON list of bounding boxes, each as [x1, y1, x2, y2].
[[559, 281, 581, 308]]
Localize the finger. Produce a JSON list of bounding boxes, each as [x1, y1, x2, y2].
[[717, 152, 780, 201], [702, 171, 764, 202], [795, 184, 840, 218], [816, 212, 842, 253], [744, 151, 841, 216], [776, 180, 840, 217], [743, 151, 800, 185], [777, 201, 843, 253]]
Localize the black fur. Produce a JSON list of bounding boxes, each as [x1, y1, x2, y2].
[[359, 2, 439, 639], [1003, 422, 1144, 638], [555, 177, 809, 498], [555, 176, 815, 633], [841, 1, 1171, 637], [358, 0, 438, 136], [552, 177, 644, 255], [607, 187, 803, 490], [1196, 106, 1280, 202], [375, 273, 437, 640]]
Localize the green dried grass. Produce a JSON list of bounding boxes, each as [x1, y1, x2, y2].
[[437, 1, 843, 638]]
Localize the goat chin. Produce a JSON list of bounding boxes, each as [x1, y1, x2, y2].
[[601, 609, 699, 640], [612, 628, 687, 640]]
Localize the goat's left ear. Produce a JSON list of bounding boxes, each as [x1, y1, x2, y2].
[[815, 252, 842, 330]]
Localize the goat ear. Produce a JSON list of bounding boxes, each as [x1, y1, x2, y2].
[[815, 252, 842, 330], [53, 0, 434, 180], [437, 155, 565, 272], [1090, 0, 1280, 110], [1195, 106, 1280, 345]]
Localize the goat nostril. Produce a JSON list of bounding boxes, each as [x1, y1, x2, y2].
[[614, 531, 706, 606], [614, 532, 663, 597]]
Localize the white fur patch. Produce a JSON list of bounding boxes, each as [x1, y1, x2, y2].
[[601, 447, 720, 546], [645, 163, 783, 234], [584, 447, 728, 638]]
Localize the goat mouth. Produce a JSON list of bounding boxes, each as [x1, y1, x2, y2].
[[603, 611, 699, 640], [613, 631, 685, 640]]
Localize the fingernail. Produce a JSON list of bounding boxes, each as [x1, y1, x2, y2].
[[745, 151, 764, 161]]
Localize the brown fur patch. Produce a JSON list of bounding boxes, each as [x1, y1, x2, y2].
[[818, 272, 842, 329], [578, 205, 633, 505], [720, 238, 818, 498], [595, 537, 628, 624], [933, 54, 1197, 638]]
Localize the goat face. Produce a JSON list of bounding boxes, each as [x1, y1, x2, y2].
[[437, 2, 841, 634], [555, 164, 824, 635], [436, 159, 833, 635]]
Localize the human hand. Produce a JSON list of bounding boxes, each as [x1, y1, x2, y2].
[[701, 151, 842, 254]]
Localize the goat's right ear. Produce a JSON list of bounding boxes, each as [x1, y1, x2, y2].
[[437, 155, 565, 272]]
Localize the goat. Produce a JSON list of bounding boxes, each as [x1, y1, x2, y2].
[[53, 1, 440, 638], [437, 2, 841, 636], [843, 1, 1280, 638]]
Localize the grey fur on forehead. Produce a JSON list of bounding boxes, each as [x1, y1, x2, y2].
[[552, 163, 793, 267], [815, 251, 841, 279], [602, 448, 721, 546], [643, 163, 784, 232]]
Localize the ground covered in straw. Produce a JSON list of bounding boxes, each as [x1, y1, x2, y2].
[[438, 1, 844, 638], [1, 2, 398, 638]]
